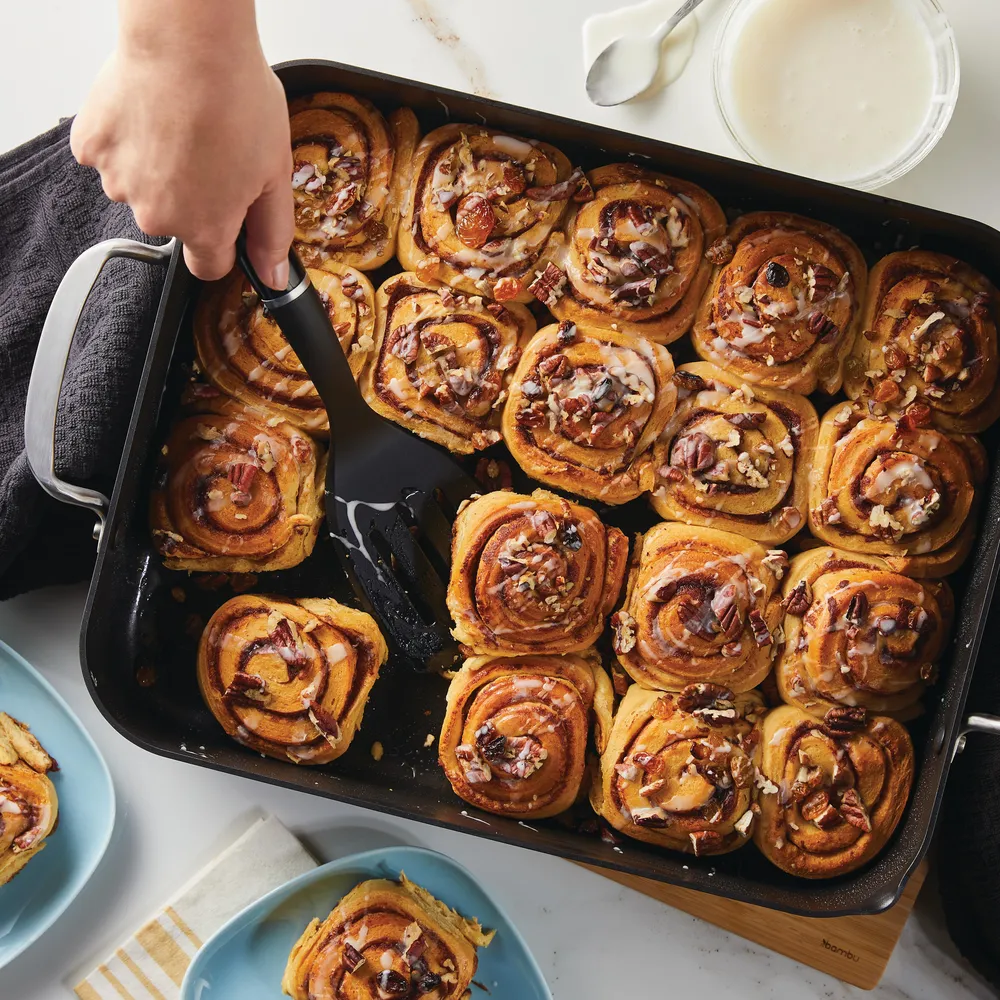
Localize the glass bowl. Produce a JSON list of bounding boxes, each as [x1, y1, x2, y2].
[[713, 0, 960, 191]]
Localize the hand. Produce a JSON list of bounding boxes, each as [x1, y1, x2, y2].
[[71, 0, 293, 288]]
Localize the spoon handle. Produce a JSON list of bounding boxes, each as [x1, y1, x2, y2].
[[653, 0, 705, 43]]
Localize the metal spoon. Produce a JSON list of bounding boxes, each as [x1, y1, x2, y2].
[[586, 0, 706, 107]]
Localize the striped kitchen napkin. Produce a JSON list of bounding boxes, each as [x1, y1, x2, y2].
[[74, 814, 316, 1000]]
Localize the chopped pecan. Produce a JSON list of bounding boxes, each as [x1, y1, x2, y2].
[[515, 403, 547, 428], [557, 320, 578, 345], [748, 609, 772, 647], [705, 237, 735, 266], [632, 751, 665, 776], [222, 671, 267, 702], [455, 193, 496, 249], [454, 744, 491, 783], [671, 431, 715, 473], [762, 549, 789, 580], [845, 592, 869, 626], [807, 311, 839, 342], [813, 803, 844, 830], [729, 753, 754, 790], [390, 323, 421, 364], [528, 263, 567, 307], [672, 369, 708, 393], [611, 276, 658, 302], [677, 682, 735, 713], [630, 241, 673, 276], [711, 584, 742, 640], [573, 173, 596, 202], [689, 830, 724, 856], [227, 462, 257, 506], [808, 265, 838, 301], [343, 943, 366, 974], [923, 363, 944, 384], [611, 663, 630, 696], [488, 161, 527, 199], [824, 706, 868, 736], [839, 788, 872, 832], [525, 168, 585, 202], [308, 700, 343, 747], [611, 610, 637, 654], [538, 353, 571, 381], [818, 496, 841, 525], [898, 402, 932, 432], [727, 411, 766, 429]]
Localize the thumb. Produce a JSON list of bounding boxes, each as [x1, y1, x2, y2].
[[245, 175, 295, 290]]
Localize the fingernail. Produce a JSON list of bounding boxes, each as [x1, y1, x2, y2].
[[270, 259, 290, 290]]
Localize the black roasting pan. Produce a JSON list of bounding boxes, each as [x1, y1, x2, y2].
[[24, 59, 1000, 917]]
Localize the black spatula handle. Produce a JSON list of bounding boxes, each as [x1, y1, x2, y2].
[[234, 236, 380, 439]]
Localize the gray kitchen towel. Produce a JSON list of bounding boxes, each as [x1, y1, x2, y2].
[[0, 118, 165, 597]]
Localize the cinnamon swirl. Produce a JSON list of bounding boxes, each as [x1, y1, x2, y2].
[[447, 490, 628, 656], [397, 124, 582, 301], [537, 164, 725, 343], [198, 594, 387, 765], [502, 320, 677, 504], [290, 92, 419, 270], [611, 522, 784, 692], [777, 547, 953, 719], [808, 401, 988, 575], [439, 652, 614, 819], [194, 263, 375, 435], [360, 272, 535, 454], [651, 362, 817, 543], [754, 704, 914, 878], [692, 212, 867, 394], [150, 390, 324, 573], [845, 251, 1000, 433], [591, 684, 764, 855], [0, 713, 58, 885], [283, 874, 493, 1000]]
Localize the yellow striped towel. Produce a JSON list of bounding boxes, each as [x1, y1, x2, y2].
[[74, 814, 315, 1000]]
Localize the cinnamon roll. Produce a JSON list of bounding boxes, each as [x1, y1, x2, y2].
[[651, 362, 817, 543], [447, 489, 628, 656], [397, 124, 582, 301], [194, 263, 375, 435], [692, 212, 867, 394], [150, 390, 324, 573], [0, 713, 58, 885], [808, 401, 988, 576], [537, 164, 725, 344], [439, 652, 614, 819], [844, 251, 1000, 433], [591, 684, 764, 855], [360, 272, 535, 454], [502, 320, 677, 504], [290, 92, 419, 270], [283, 874, 493, 1000], [754, 704, 914, 878], [198, 594, 387, 765], [611, 522, 784, 692], [777, 547, 952, 720]]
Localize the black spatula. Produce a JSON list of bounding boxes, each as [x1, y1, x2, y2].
[[236, 240, 477, 667]]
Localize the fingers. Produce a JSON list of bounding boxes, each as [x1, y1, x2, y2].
[[182, 239, 238, 283], [244, 174, 294, 290]]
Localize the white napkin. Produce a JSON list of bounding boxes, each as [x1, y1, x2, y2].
[[74, 814, 315, 1000]]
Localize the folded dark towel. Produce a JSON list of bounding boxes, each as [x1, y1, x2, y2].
[[939, 588, 1000, 992], [0, 119, 165, 598]]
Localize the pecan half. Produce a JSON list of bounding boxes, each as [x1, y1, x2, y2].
[[807, 311, 839, 342], [677, 682, 735, 713], [343, 943, 366, 974], [824, 706, 868, 736], [538, 353, 571, 381], [528, 263, 567, 306], [729, 753, 754, 790], [308, 700, 343, 748], [845, 592, 869, 626], [799, 789, 830, 823], [672, 370, 708, 393], [711, 584, 742, 640], [223, 671, 267, 702], [705, 237, 735, 266], [525, 168, 585, 202], [748, 609, 772, 647], [839, 788, 872, 832], [390, 323, 421, 364], [671, 431, 715, 473], [727, 411, 766, 429], [227, 462, 257, 507]]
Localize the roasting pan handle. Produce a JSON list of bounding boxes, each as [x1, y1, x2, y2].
[[24, 237, 177, 542], [953, 713, 1000, 759]]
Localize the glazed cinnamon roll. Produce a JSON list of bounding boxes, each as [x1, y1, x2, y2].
[[502, 320, 677, 504], [808, 401, 987, 576], [194, 263, 375, 435], [591, 684, 764, 855], [0, 713, 58, 885], [447, 490, 628, 656], [360, 272, 535, 454], [844, 251, 1000, 433], [692, 212, 867, 394], [611, 522, 784, 692], [198, 595, 387, 765], [537, 164, 725, 344], [651, 363, 818, 544], [290, 92, 419, 270], [150, 390, 324, 573], [397, 124, 582, 301], [754, 704, 914, 878], [439, 652, 614, 819], [283, 874, 493, 1000], [777, 547, 952, 720]]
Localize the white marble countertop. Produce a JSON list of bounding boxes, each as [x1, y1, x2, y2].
[[2, 1, 999, 998]]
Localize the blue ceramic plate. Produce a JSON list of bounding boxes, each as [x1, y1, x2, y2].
[[0, 637, 115, 969], [181, 845, 551, 1000]]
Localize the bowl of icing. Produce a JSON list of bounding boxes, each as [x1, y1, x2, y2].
[[713, 0, 960, 191]]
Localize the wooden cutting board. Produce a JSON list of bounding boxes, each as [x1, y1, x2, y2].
[[578, 861, 927, 990]]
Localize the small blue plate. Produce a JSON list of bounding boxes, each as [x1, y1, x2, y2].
[[0, 637, 115, 969], [181, 845, 551, 1000]]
